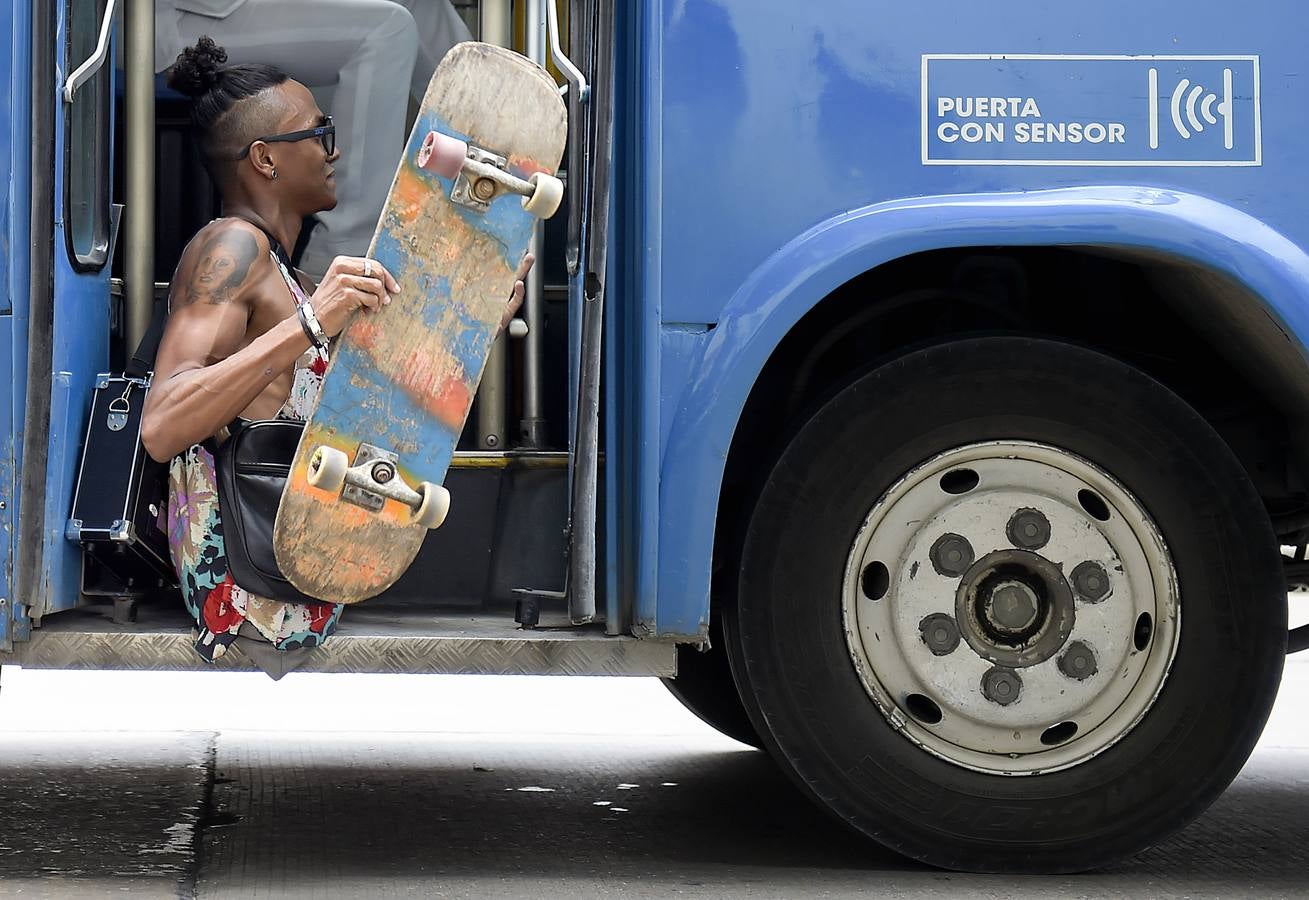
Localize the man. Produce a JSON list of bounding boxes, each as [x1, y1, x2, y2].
[[155, 0, 473, 277], [142, 41, 528, 674]]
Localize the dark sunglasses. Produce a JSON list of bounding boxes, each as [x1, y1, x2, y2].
[[235, 115, 335, 160]]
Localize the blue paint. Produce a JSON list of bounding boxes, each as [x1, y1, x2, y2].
[[7, 0, 31, 475], [4, 0, 107, 621], [34, 3, 111, 616], [0, 0, 27, 647], [654, 187, 1309, 635], [632, 0, 1309, 636], [418, 275, 452, 328], [0, 317, 12, 649], [0, 0, 12, 318]]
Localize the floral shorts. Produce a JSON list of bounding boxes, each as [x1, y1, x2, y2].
[[166, 443, 343, 663]]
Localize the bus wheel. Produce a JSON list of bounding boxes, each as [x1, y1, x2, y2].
[[662, 619, 763, 749], [723, 337, 1285, 873]]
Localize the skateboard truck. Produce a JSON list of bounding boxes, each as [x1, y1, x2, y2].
[[307, 443, 451, 530], [417, 131, 564, 219]]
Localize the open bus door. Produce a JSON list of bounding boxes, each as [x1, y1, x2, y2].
[[10, 0, 115, 636], [0, 0, 28, 649], [0, 0, 671, 678]]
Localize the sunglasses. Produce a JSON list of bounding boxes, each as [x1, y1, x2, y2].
[[236, 115, 335, 160]]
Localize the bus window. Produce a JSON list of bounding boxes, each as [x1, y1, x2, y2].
[[66, 0, 111, 268]]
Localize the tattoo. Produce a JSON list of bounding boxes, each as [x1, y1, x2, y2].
[[180, 229, 260, 307]]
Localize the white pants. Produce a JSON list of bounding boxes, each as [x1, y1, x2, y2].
[[159, 0, 472, 275]]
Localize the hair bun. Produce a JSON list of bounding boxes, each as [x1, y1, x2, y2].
[[166, 36, 228, 98]]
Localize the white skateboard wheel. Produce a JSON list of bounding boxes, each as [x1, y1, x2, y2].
[[417, 131, 467, 180], [522, 172, 563, 219], [307, 446, 349, 493], [413, 482, 451, 529]]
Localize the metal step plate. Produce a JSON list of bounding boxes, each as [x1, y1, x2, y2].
[[1, 608, 676, 677]]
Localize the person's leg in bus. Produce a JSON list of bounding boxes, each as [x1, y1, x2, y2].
[[168, 0, 420, 278], [391, 0, 473, 103]]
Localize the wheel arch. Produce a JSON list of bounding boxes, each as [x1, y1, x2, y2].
[[656, 186, 1309, 636]]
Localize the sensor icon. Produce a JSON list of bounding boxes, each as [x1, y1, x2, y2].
[[1149, 67, 1234, 150]]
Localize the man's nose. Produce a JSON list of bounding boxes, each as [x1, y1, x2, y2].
[[327, 145, 341, 163]]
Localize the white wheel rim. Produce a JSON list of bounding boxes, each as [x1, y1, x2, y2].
[[841, 441, 1180, 775]]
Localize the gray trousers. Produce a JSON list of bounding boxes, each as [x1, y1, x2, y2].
[[160, 0, 472, 276]]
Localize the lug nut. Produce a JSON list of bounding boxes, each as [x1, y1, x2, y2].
[[1058, 641, 1098, 681], [1006, 508, 1051, 551], [371, 461, 395, 485], [919, 613, 961, 656], [930, 533, 975, 578], [986, 580, 1040, 633], [981, 667, 1022, 706], [1071, 561, 1111, 603]]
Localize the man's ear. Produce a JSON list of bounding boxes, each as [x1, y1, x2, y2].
[[247, 141, 277, 181]]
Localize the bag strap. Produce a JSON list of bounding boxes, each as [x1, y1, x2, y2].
[[125, 298, 166, 379], [248, 221, 294, 272]]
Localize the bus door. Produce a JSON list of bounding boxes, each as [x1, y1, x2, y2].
[[12, 0, 115, 629], [0, 0, 29, 647]]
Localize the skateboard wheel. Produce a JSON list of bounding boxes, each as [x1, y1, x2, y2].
[[417, 131, 467, 180], [522, 172, 563, 219], [307, 446, 349, 493], [413, 482, 451, 530]]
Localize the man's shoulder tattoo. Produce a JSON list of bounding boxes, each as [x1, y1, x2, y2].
[[180, 227, 262, 307]]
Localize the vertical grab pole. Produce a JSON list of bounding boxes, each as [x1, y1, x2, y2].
[[125, 0, 154, 356], [479, 0, 511, 47], [473, 1, 512, 450], [518, 0, 548, 447], [567, 0, 611, 627]]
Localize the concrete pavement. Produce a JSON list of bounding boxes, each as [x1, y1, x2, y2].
[[0, 658, 1306, 897]]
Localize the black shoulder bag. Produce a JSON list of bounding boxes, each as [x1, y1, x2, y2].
[[211, 417, 318, 604]]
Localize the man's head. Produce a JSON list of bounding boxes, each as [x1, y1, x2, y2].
[[167, 37, 340, 215]]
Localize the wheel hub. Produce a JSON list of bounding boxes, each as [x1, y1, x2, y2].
[[957, 550, 1077, 668], [841, 440, 1179, 775]]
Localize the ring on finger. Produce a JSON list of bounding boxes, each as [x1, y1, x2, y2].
[[363, 259, 373, 278]]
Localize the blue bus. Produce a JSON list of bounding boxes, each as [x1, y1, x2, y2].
[[3, 0, 1305, 874]]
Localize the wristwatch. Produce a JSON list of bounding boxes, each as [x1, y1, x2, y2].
[[297, 300, 329, 350]]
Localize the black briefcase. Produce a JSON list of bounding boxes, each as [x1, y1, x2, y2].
[[66, 374, 177, 594]]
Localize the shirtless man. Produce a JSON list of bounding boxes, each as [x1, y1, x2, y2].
[[142, 39, 528, 672]]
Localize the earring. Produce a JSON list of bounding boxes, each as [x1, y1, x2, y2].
[[270, 168, 278, 181]]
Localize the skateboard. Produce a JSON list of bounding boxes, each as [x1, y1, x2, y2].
[[272, 42, 567, 604]]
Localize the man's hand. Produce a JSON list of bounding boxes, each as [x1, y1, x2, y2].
[[308, 252, 530, 339], [498, 252, 535, 334], [310, 256, 400, 337]]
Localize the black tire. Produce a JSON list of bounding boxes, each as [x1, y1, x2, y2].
[[662, 619, 764, 749], [723, 337, 1286, 873]]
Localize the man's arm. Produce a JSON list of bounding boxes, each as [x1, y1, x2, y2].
[[141, 222, 313, 462]]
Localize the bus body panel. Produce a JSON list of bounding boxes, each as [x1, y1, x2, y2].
[[640, 0, 1309, 636], [3, 0, 33, 646], [654, 187, 1309, 635]]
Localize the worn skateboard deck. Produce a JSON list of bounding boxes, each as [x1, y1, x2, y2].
[[272, 43, 567, 604]]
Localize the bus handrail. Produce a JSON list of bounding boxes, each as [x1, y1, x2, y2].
[[547, 0, 587, 102], [63, 0, 119, 103]]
